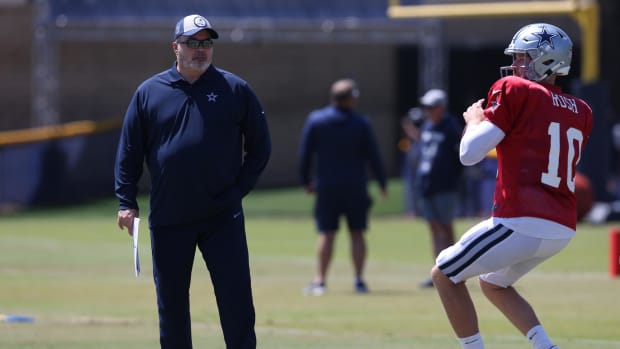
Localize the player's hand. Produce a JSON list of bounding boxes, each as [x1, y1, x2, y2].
[[463, 99, 485, 126], [117, 209, 139, 235], [401, 118, 419, 140], [304, 184, 315, 194]]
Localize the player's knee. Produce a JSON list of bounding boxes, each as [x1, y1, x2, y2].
[[430, 265, 445, 285], [479, 278, 504, 295]]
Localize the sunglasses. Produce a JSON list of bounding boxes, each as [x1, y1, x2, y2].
[[177, 38, 213, 49]]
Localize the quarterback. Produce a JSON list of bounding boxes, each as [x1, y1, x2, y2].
[[430, 23, 593, 349]]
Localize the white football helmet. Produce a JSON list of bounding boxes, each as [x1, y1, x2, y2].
[[500, 23, 573, 81]]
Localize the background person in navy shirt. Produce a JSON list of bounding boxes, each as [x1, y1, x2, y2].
[[114, 14, 270, 349], [298, 78, 387, 296], [413, 89, 464, 288]]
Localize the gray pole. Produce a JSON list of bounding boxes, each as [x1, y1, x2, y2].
[[418, 19, 447, 94], [31, 0, 59, 127]]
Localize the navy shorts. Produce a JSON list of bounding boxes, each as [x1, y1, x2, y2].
[[314, 190, 372, 233], [417, 191, 458, 224]]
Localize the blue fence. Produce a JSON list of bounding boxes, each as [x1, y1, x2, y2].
[[50, 0, 393, 19], [0, 120, 121, 208]]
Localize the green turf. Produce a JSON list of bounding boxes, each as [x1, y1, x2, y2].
[[1, 181, 619, 348]]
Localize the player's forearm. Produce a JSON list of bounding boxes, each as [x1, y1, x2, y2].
[[460, 121, 505, 166]]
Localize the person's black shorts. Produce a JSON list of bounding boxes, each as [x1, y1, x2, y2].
[[314, 190, 372, 233]]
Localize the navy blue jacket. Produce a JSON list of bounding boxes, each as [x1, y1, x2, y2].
[[414, 113, 463, 197], [115, 63, 271, 228], [298, 105, 386, 193]]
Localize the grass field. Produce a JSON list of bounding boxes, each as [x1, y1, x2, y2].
[[1, 181, 619, 348]]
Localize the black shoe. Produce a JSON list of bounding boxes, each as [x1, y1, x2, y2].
[[354, 280, 369, 294], [419, 278, 434, 288]]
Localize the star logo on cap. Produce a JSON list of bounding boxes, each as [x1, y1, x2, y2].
[[534, 27, 558, 49], [206, 92, 218, 102]]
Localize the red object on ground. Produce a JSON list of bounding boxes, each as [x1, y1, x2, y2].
[[610, 229, 620, 277]]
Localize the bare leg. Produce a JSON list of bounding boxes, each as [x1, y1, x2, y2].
[[430, 220, 455, 257], [422, 221, 455, 288], [349, 230, 366, 280], [315, 232, 335, 284], [479, 279, 540, 335], [431, 266, 480, 337]]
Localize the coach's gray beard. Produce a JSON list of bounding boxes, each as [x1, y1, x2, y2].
[[181, 55, 210, 73]]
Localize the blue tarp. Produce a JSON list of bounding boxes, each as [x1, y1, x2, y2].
[[0, 131, 119, 207]]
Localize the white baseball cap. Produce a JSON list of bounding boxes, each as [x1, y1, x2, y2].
[[420, 89, 447, 108], [174, 14, 219, 40]]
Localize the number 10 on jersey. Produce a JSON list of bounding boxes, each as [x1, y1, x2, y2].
[[541, 122, 584, 193]]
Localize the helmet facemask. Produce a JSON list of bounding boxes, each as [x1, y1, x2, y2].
[[499, 23, 572, 82]]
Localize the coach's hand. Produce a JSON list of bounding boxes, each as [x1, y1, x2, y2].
[[117, 208, 139, 236]]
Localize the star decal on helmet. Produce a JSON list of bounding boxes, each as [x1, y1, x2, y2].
[[533, 27, 558, 49]]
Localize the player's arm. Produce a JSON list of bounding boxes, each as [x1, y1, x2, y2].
[[298, 113, 320, 193], [460, 121, 504, 166], [364, 121, 388, 195]]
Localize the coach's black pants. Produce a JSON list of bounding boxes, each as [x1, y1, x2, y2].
[[150, 208, 256, 349]]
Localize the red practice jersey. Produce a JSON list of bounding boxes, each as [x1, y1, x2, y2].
[[483, 76, 593, 229]]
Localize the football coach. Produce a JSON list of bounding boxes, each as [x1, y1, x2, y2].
[[114, 14, 271, 349]]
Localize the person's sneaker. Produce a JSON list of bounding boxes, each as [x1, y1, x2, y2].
[[354, 280, 369, 294], [419, 278, 434, 288], [303, 282, 326, 296]]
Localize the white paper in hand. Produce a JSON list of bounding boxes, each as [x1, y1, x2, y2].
[[132, 217, 141, 277]]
